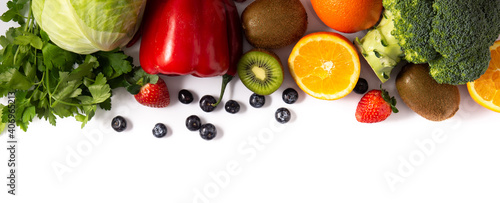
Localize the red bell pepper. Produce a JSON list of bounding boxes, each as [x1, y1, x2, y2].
[[139, 0, 243, 106]]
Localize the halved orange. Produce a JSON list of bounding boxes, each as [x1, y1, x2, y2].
[[288, 32, 360, 100], [467, 40, 500, 112]]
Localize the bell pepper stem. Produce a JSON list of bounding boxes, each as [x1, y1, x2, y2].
[[212, 74, 233, 107]]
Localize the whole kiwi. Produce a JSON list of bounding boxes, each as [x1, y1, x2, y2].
[[241, 0, 308, 49], [396, 63, 460, 121]]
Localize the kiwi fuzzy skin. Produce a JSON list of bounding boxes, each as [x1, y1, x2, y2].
[[396, 63, 460, 121], [241, 0, 308, 49]]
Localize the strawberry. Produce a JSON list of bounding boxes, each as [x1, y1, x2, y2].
[[355, 89, 398, 123], [134, 77, 170, 108]]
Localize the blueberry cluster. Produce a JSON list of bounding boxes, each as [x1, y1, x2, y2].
[[248, 87, 298, 124], [111, 87, 301, 138], [111, 115, 169, 138], [185, 115, 217, 140]]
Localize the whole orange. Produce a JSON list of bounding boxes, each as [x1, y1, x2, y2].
[[311, 0, 383, 33]]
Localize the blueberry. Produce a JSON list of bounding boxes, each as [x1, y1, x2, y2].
[[225, 100, 240, 114], [111, 116, 127, 132], [178, 89, 194, 104], [249, 93, 265, 108], [282, 88, 299, 104], [353, 78, 369, 94], [199, 95, 217, 112], [152, 123, 167, 138], [186, 115, 202, 131], [199, 123, 217, 140], [275, 108, 291, 124]]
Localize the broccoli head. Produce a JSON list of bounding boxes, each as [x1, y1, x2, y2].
[[355, 0, 500, 84]]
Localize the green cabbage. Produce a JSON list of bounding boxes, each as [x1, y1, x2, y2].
[[32, 0, 146, 54]]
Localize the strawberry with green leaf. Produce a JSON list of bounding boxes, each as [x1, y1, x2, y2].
[[134, 77, 170, 108], [355, 88, 398, 123], [119, 68, 170, 108]]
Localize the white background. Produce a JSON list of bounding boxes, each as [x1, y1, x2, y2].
[[1, 0, 500, 202]]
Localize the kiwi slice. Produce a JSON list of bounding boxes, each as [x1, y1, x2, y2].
[[237, 49, 284, 95]]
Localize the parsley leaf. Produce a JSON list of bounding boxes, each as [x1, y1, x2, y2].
[[96, 51, 134, 79], [0, 67, 34, 90], [42, 42, 79, 71], [14, 33, 43, 50], [0, 0, 29, 24], [88, 73, 112, 104]]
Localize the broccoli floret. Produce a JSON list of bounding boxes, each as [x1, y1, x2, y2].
[[430, 0, 487, 59], [429, 0, 500, 84], [386, 0, 437, 63], [483, 0, 500, 45], [429, 47, 491, 85]]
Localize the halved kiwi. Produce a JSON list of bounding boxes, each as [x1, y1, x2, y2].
[[237, 49, 284, 95]]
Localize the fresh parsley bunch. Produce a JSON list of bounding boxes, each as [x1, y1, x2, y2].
[[0, 0, 156, 131]]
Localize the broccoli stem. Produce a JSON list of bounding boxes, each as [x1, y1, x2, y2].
[[354, 10, 404, 83]]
